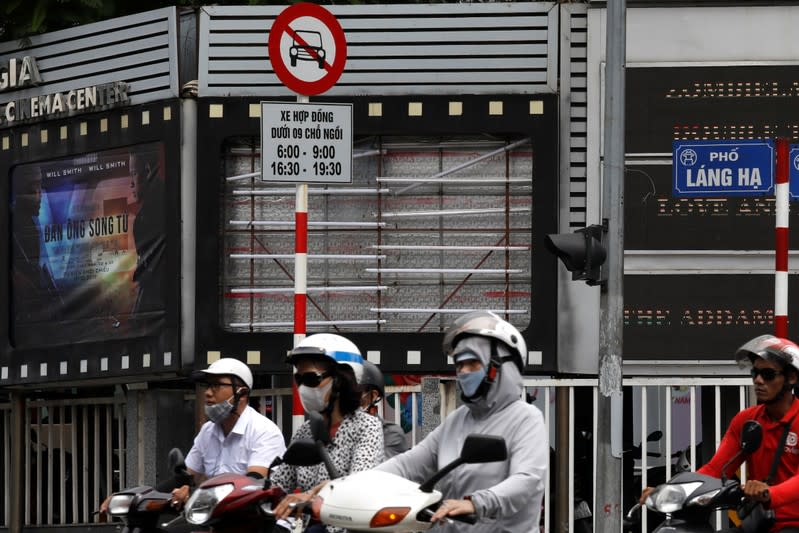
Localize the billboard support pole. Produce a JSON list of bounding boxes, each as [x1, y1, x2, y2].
[[293, 94, 310, 433], [775, 138, 789, 337], [597, 1, 625, 532]]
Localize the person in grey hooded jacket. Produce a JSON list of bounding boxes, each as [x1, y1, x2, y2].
[[375, 311, 548, 533]]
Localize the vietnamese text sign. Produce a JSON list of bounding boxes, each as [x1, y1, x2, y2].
[[672, 140, 774, 197], [261, 101, 352, 183]]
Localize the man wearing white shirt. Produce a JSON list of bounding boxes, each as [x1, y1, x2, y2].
[[171, 358, 286, 506], [100, 357, 285, 514]]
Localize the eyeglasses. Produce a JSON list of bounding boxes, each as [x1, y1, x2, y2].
[[750, 368, 782, 381], [294, 371, 330, 388], [204, 382, 235, 392]]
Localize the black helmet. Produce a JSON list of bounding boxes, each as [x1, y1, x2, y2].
[[359, 359, 385, 399]]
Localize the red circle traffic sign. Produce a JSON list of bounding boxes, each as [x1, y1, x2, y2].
[[268, 3, 347, 96]]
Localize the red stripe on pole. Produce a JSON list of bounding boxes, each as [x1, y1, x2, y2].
[[776, 315, 789, 338], [776, 138, 790, 184], [295, 212, 308, 253], [776, 227, 789, 272], [294, 293, 306, 334], [292, 381, 304, 415]]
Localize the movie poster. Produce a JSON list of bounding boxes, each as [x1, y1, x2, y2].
[[10, 142, 167, 348]]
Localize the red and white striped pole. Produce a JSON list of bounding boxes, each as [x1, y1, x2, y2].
[[293, 95, 310, 433], [775, 138, 790, 338]]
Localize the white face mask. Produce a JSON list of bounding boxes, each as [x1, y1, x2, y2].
[[299, 380, 333, 413]]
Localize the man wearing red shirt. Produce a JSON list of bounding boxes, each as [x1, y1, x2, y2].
[[698, 335, 799, 532]]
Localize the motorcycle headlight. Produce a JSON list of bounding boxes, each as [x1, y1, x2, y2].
[[687, 488, 721, 507], [107, 494, 135, 516], [646, 482, 702, 514], [185, 483, 234, 525]]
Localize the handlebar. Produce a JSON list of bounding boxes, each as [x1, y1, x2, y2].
[[623, 502, 642, 531], [417, 504, 478, 526], [449, 513, 478, 525]]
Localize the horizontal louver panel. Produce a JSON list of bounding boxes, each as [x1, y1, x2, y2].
[[0, 8, 178, 112], [199, 3, 557, 96]]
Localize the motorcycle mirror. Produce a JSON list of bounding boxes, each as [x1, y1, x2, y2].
[[308, 411, 330, 445], [740, 420, 763, 453], [460, 435, 507, 464], [419, 434, 507, 493], [282, 440, 324, 467], [720, 420, 762, 483], [263, 455, 284, 489], [647, 430, 663, 442], [167, 448, 186, 474]]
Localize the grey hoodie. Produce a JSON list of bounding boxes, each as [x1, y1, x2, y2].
[[376, 336, 548, 533]]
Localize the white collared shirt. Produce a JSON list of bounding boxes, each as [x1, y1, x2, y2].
[[185, 405, 286, 477]]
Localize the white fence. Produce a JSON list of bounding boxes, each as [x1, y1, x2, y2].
[[0, 377, 752, 530]]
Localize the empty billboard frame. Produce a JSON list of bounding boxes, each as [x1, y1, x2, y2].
[[195, 95, 558, 374]]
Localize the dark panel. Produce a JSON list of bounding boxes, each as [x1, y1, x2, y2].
[[625, 65, 799, 250], [626, 66, 799, 154], [0, 101, 182, 386], [624, 164, 799, 250], [624, 274, 793, 360], [195, 94, 559, 374]]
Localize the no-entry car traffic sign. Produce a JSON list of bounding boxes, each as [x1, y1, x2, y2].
[[268, 3, 347, 96]]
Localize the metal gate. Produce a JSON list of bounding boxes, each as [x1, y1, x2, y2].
[[1, 378, 752, 530]]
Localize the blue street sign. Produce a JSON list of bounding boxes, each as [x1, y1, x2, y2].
[[673, 140, 774, 198], [790, 145, 799, 201]]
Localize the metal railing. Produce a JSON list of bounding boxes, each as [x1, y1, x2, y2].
[[524, 377, 752, 533], [1, 378, 752, 530], [250, 385, 423, 449], [11, 396, 126, 526], [1, 402, 9, 528]]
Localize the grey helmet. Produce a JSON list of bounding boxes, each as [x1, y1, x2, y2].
[[359, 359, 385, 399], [443, 311, 527, 371]]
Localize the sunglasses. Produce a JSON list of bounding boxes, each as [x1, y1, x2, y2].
[[294, 371, 331, 388], [750, 368, 782, 381]]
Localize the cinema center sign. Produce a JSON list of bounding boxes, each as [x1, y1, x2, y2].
[[0, 55, 129, 126]]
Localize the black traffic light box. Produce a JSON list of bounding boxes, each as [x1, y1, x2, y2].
[[544, 224, 607, 286]]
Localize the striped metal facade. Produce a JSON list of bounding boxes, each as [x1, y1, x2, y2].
[[0, 7, 179, 127], [198, 2, 558, 97], [560, 3, 589, 230]]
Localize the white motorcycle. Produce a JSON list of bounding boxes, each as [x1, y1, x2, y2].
[[308, 434, 507, 532]]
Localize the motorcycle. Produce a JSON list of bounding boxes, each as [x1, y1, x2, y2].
[[185, 412, 336, 533], [624, 420, 773, 533], [303, 434, 508, 532], [105, 448, 192, 533], [182, 441, 324, 533]]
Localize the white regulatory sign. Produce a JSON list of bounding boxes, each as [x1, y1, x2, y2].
[[260, 101, 352, 183]]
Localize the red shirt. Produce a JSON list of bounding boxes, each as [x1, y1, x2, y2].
[[698, 398, 799, 529]]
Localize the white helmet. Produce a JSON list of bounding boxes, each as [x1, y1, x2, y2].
[[287, 333, 364, 382], [194, 358, 253, 389]]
